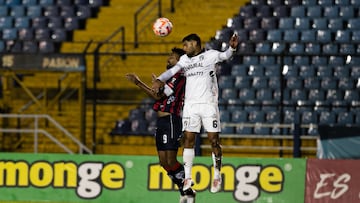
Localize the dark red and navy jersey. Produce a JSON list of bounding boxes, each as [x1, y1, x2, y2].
[[153, 71, 185, 116]]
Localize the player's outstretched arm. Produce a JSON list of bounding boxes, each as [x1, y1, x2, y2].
[[125, 73, 164, 100]]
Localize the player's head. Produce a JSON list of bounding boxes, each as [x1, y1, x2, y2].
[[182, 33, 201, 57], [167, 47, 185, 69]]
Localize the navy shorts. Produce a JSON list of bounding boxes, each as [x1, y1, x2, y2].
[[155, 114, 183, 151]]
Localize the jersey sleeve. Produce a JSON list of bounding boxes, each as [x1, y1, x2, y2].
[[157, 64, 182, 82]]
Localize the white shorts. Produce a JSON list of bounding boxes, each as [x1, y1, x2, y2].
[[182, 102, 221, 133]]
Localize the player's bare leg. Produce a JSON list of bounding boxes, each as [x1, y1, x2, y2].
[[182, 131, 196, 191], [208, 132, 222, 193]]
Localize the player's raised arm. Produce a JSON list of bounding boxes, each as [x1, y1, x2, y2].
[[152, 64, 181, 93], [125, 73, 164, 100], [219, 33, 239, 60]]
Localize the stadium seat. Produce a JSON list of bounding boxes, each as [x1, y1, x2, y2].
[[346, 56, 360, 65], [350, 66, 360, 78], [295, 18, 310, 30], [48, 18, 64, 30], [338, 78, 354, 90], [243, 56, 259, 65], [130, 119, 148, 135], [39, 0, 54, 5], [265, 111, 280, 123], [61, 6, 76, 17], [291, 89, 307, 101], [234, 76, 251, 88], [249, 30, 265, 42], [347, 18, 360, 30], [256, 5, 273, 18], [267, 0, 282, 6], [265, 65, 280, 77], [27, 5, 42, 17], [335, 0, 350, 5], [255, 42, 271, 54], [128, 108, 145, 121], [32, 17, 48, 29], [18, 28, 34, 40], [22, 41, 38, 53], [283, 65, 298, 77], [328, 18, 343, 31], [144, 108, 157, 122], [234, 29, 248, 41], [235, 125, 252, 135], [239, 5, 255, 18], [294, 56, 310, 66], [222, 88, 237, 100], [261, 17, 277, 30], [267, 30, 282, 42], [248, 111, 265, 123], [284, 110, 298, 124], [260, 56, 276, 65], [318, 111, 336, 124], [312, 18, 328, 30], [299, 66, 315, 78], [289, 43, 304, 54], [10, 6, 25, 17], [221, 125, 235, 134], [322, 44, 338, 54], [0, 7, 8, 17], [56, 0, 72, 6], [256, 88, 272, 100], [301, 111, 317, 124], [239, 88, 256, 101], [22, 0, 37, 5], [0, 17, 13, 29], [300, 30, 316, 42], [307, 6, 322, 17], [339, 6, 354, 18], [291, 6, 306, 17], [271, 42, 285, 54], [77, 5, 93, 19], [6, 40, 22, 52], [312, 56, 328, 66], [268, 76, 281, 89], [333, 66, 349, 78], [252, 77, 268, 89], [304, 77, 320, 89], [335, 30, 350, 43], [286, 77, 303, 89], [329, 56, 344, 65], [43, 6, 59, 17], [6, 0, 21, 5], [305, 43, 320, 54], [64, 17, 81, 30], [38, 40, 55, 53], [244, 17, 260, 30], [262, 100, 278, 111], [231, 111, 247, 122], [14, 17, 30, 28], [2, 28, 18, 40], [351, 31, 360, 43], [248, 65, 264, 76], [284, 30, 299, 42], [35, 28, 51, 41], [323, 6, 339, 18], [317, 66, 333, 78], [218, 75, 234, 89], [326, 90, 343, 102], [231, 64, 247, 76], [237, 42, 254, 54], [321, 77, 337, 89], [285, 0, 301, 5], [337, 112, 354, 124], [308, 89, 325, 102], [279, 18, 294, 29], [339, 44, 355, 54], [319, 0, 336, 5], [220, 110, 231, 122], [229, 16, 243, 29], [51, 29, 68, 42], [273, 6, 289, 17], [227, 98, 243, 111], [302, 0, 316, 5], [317, 30, 332, 43], [344, 90, 359, 102], [254, 124, 270, 135]]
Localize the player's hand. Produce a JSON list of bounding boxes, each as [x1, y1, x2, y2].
[[151, 79, 164, 94], [151, 74, 157, 83], [229, 33, 238, 49], [125, 73, 140, 85]]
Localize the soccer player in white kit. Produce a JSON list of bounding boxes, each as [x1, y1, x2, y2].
[[152, 33, 238, 194]]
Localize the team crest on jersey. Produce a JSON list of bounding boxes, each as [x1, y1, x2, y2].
[[209, 71, 215, 77]]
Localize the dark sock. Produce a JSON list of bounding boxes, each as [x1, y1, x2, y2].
[[166, 162, 185, 195]]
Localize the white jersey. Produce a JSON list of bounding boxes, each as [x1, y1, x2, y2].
[[158, 48, 234, 104]]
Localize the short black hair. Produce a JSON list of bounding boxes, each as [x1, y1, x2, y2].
[[182, 33, 201, 46], [172, 47, 185, 56]]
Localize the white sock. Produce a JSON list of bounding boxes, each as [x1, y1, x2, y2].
[[212, 152, 221, 179], [183, 148, 195, 179]]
